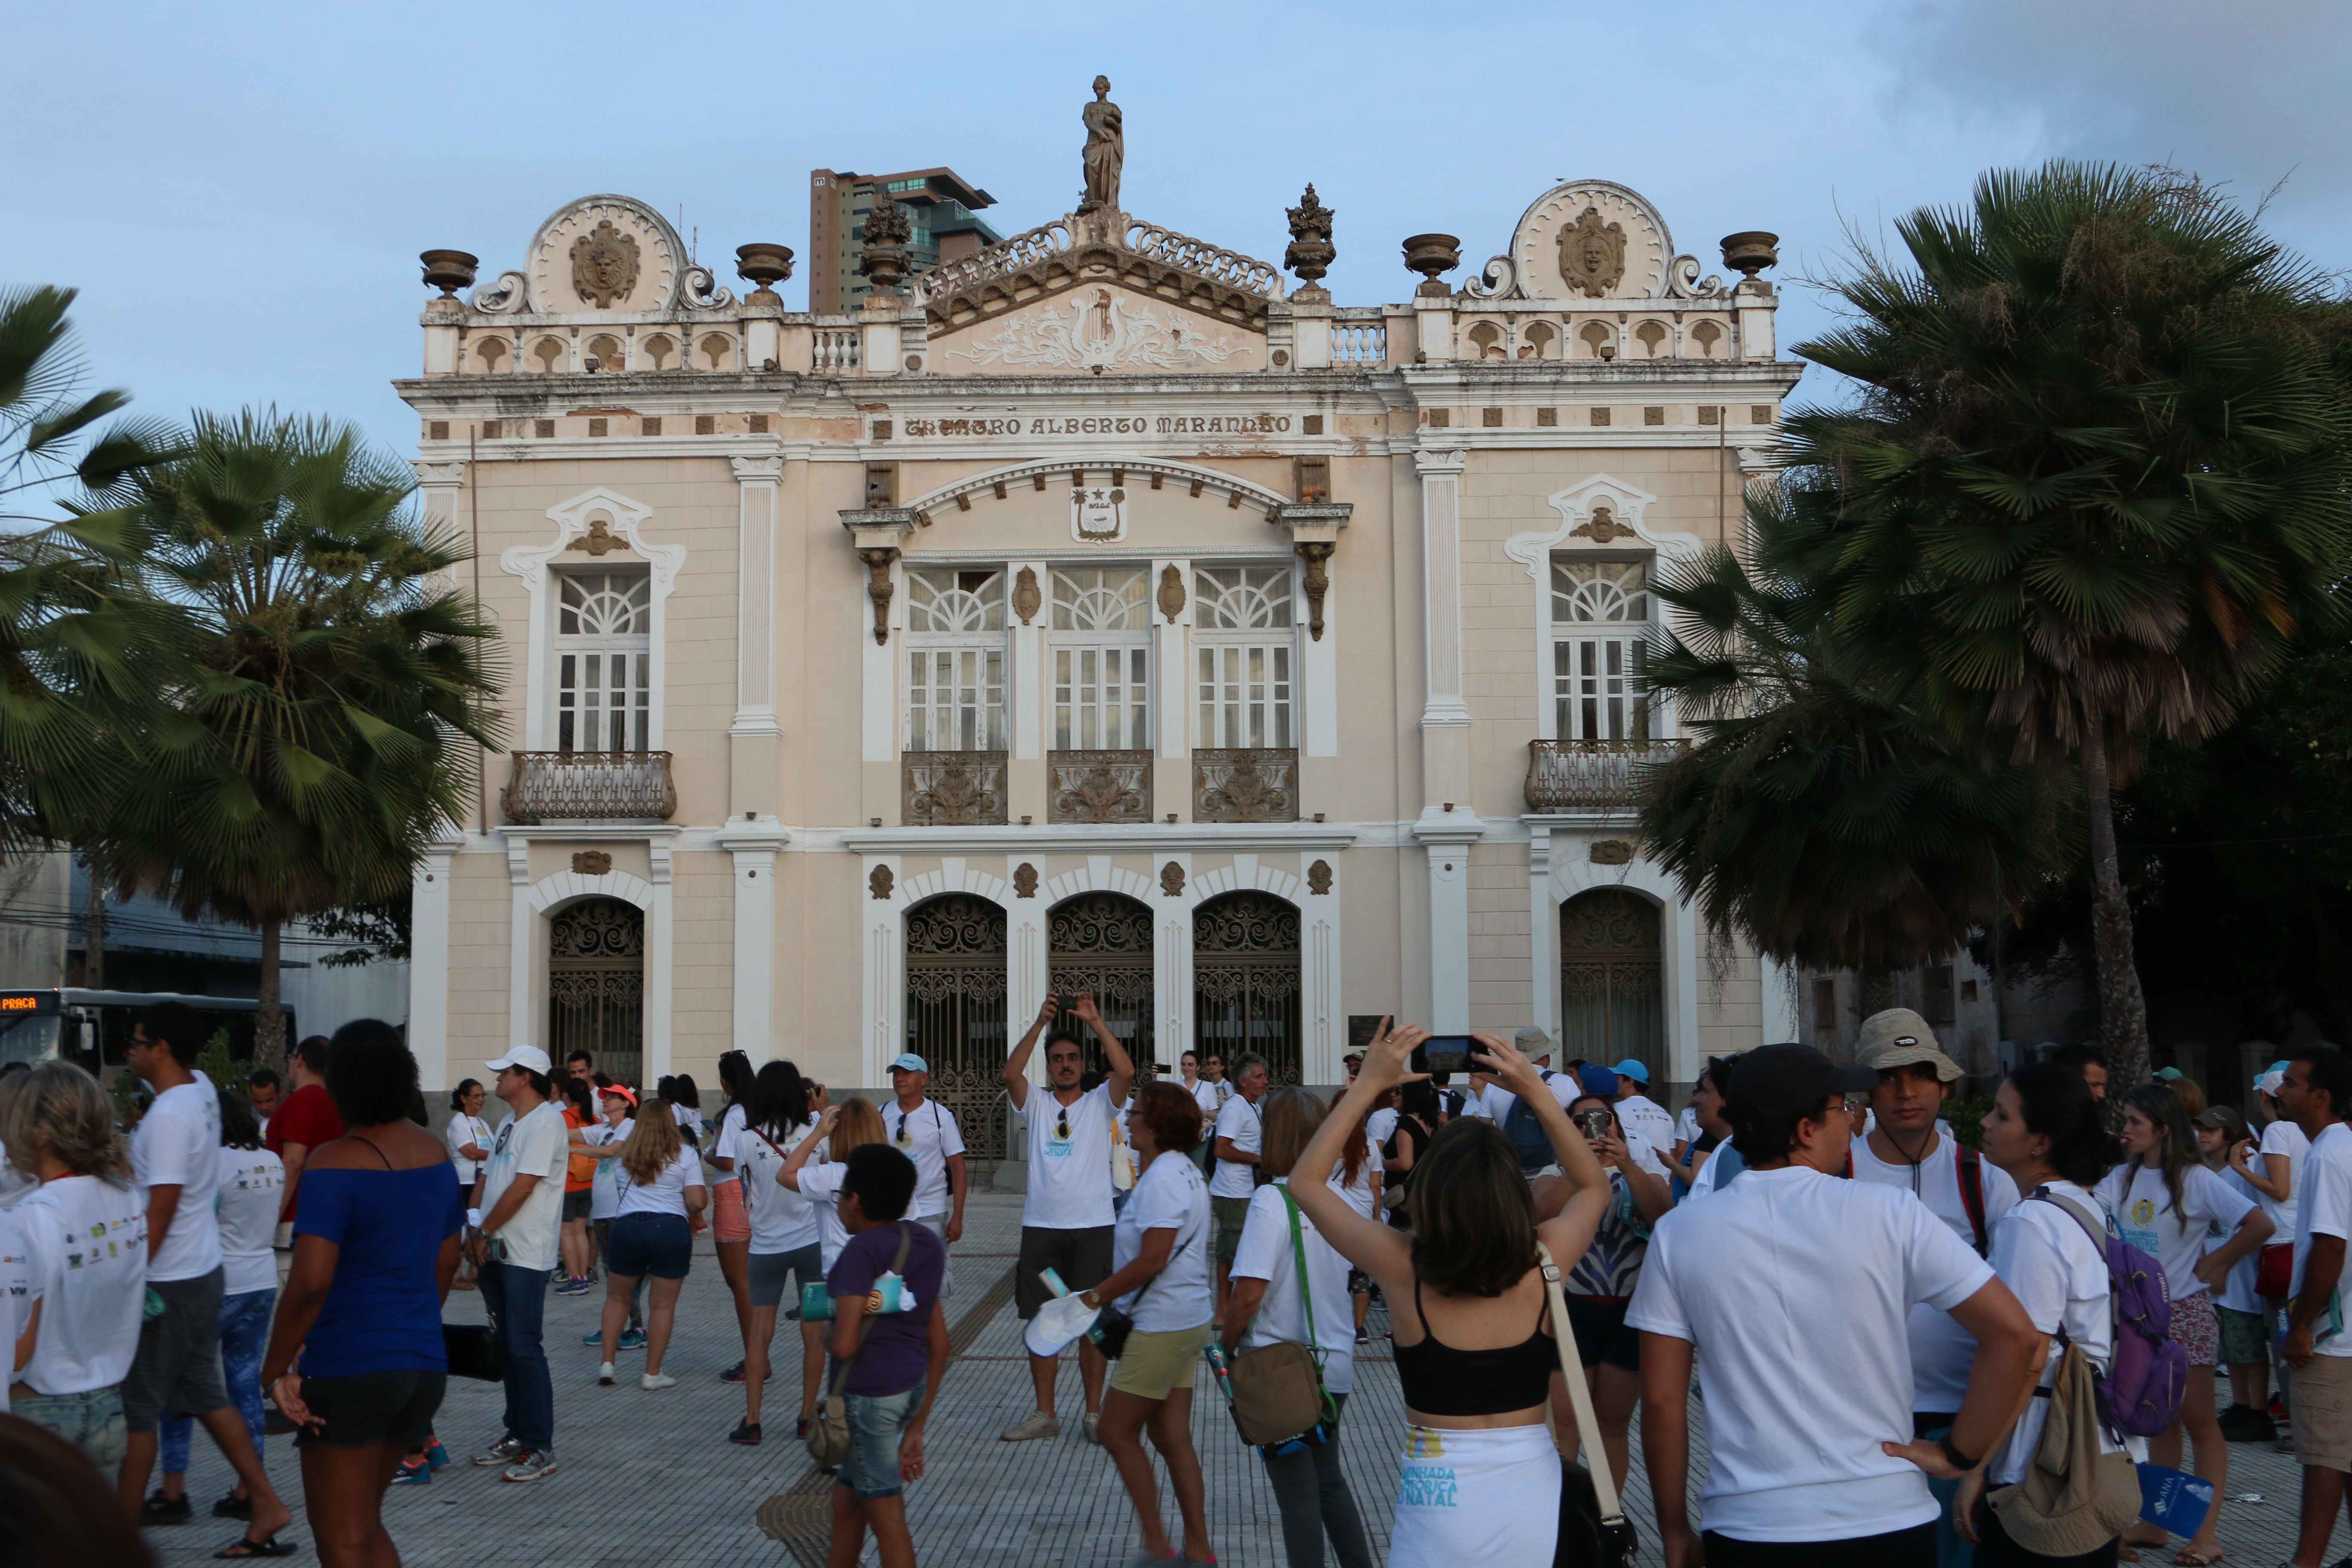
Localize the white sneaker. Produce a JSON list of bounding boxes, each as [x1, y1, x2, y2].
[[500, 1449, 557, 1483], [999, 1410, 1060, 1442], [641, 1372, 677, 1391], [1083, 1412, 1102, 1445], [598, 1362, 615, 1385]]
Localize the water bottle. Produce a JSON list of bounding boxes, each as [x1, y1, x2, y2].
[[1204, 1339, 1234, 1401]]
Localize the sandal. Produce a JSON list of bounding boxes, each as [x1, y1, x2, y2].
[[214, 1534, 300, 1559], [2171, 1553, 2223, 1567]]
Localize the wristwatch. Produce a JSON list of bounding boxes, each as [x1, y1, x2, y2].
[[1078, 1289, 1100, 1309], [1938, 1433, 1978, 1472]]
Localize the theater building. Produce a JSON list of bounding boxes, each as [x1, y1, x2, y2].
[[396, 86, 1804, 1143]]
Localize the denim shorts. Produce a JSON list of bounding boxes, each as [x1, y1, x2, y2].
[[15, 1384, 127, 1467], [606, 1211, 692, 1280], [836, 1385, 926, 1500]]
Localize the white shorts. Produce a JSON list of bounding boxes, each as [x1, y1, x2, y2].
[[1388, 1421, 1559, 1567]]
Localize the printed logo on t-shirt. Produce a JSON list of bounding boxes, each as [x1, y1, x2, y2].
[[1396, 1433, 1460, 1510], [2123, 1195, 2161, 1257]]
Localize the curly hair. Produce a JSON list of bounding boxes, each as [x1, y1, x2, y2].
[[1131, 1080, 1205, 1156], [0, 1061, 133, 1185]]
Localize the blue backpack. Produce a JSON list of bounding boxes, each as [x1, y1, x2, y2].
[[1502, 1075, 1558, 1174]]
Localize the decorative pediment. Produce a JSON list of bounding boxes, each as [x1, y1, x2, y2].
[[933, 284, 1262, 374], [915, 207, 1281, 341], [468, 193, 736, 316], [1465, 180, 1727, 303]]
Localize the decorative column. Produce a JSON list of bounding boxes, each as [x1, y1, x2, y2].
[[1270, 501, 1350, 759], [841, 508, 918, 766], [1416, 815, 1483, 1033], [646, 838, 675, 1083], [730, 456, 784, 816], [406, 823, 463, 1091], [1525, 828, 1556, 1049], [858, 187, 910, 375], [1410, 447, 1479, 1031], [716, 821, 789, 1060]]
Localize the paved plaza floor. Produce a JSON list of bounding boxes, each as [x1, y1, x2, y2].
[[146, 1191, 2348, 1566]]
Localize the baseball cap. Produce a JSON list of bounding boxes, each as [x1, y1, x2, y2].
[[1515, 1027, 1553, 1060], [485, 1045, 552, 1076], [1727, 1043, 1877, 1122], [2256, 1068, 2286, 1096], [2193, 1104, 2248, 1142], [889, 1053, 929, 1075], [1609, 1059, 1650, 1085], [1342, 1049, 1366, 1065], [2154, 1066, 2184, 1082], [1855, 1008, 1962, 1083], [1577, 1064, 1620, 1099]]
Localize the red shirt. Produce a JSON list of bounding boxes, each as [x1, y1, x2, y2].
[[266, 1082, 346, 1219]]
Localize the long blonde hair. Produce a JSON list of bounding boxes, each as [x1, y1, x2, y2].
[[0, 1062, 134, 1186], [829, 1096, 885, 1161], [619, 1096, 685, 1185]]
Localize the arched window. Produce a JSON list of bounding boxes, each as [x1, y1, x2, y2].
[[1193, 565, 1294, 750], [1550, 553, 1651, 741], [556, 564, 652, 752], [1559, 888, 1662, 1083]]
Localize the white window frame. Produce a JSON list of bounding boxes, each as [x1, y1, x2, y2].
[[1048, 566, 1151, 751], [1549, 555, 1653, 743], [1191, 564, 1296, 750], [553, 567, 654, 753], [903, 567, 1008, 752], [499, 489, 685, 753]]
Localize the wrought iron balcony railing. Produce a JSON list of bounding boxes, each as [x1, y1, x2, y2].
[[1193, 748, 1298, 824], [1523, 738, 1687, 813], [902, 750, 1009, 826], [1048, 750, 1153, 825], [500, 750, 677, 824]]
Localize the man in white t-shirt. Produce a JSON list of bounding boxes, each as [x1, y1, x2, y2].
[[2278, 1044, 2352, 1565], [1000, 993, 1134, 1444], [1210, 1052, 1271, 1317], [1178, 1051, 1222, 1174], [116, 1002, 291, 1535], [1608, 1058, 1678, 1172], [884, 1053, 967, 1300], [1628, 1043, 2037, 1568], [471, 1045, 569, 1482]]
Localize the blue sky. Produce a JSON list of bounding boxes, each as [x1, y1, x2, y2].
[[6, 0, 2349, 464]]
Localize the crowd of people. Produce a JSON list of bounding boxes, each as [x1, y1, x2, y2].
[[7, 993, 2352, 1568]]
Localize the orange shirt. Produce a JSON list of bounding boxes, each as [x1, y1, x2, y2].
[[562, 1107, 596, 1191]]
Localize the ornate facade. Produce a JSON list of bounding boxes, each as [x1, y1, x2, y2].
[[398, 85, 1806, 1127]]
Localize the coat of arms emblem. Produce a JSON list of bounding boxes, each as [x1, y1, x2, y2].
[[1072, 485, 1127, 544], [1559, 205, 1627, 298], [570, 219, 641, 309]]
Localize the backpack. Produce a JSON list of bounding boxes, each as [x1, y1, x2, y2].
[[2031, 1190, 2188, 1439], [1502, 1073, 1558, 1175]]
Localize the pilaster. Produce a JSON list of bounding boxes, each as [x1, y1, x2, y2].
[[717, 819, 790, 1060], [730, 456, 784, 817]]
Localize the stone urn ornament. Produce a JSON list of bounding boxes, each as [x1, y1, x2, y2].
[[1719, 231, 1780, 281], [1401, 233, 1461, 295], [736, 242, 794, 302], [420, 249, 478, 297], [1285, 184, 1336, 288]]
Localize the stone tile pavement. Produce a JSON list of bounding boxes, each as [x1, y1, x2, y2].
[[147, 1191, 2350, 1566]]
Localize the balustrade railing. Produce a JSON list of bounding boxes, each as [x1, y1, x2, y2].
[[501, 750, 676, 824], [902, 751, 1009, 827], [1192, 748, 1298, 823], [1523, 738, 1687, 813], [813, 330, 861, 371], [1048, 750, 1154, 824], [1329, 322, 1387, 365]]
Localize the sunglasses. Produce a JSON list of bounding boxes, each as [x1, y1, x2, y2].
[[1056, 1108, 1071, 1141], [896, 1118, 913, 1148]]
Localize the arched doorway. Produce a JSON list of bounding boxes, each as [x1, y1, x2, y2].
[[905, 895, 1009, 1157], [1559, 888, 1663, 1083], [549, 897, 645, 1087], [1194, 891, 1301, 1086], [1047, 892, 1155, 1067]]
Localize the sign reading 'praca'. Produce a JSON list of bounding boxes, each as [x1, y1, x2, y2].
[[893, 412, 1297, 440]]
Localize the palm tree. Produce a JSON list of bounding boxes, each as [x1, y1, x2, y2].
[[1640, 493, 2069, 1030], [1781, 163, 2352, 1090], [116, 411, 502, 1067], [0, 286, 176, 860]]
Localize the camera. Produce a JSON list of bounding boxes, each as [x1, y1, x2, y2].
[[1409, 1036, 1477, 1077]]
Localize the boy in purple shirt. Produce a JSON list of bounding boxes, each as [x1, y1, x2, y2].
[[825, 1143, 949, 1568]]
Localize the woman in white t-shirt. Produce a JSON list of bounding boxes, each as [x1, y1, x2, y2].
[[782, 1095, 885, 1275], [1222, 1088, 1374, 1568], [596, 1101, 707, 1391], [157, 1090, 287, 1515], [2095, 1085, 2272, 1564], [1074, 1081, 1216, 1568], [1953, 1061, 2143, 1562], [445, 1079, 492, 1290], [1323, 1089, 1382, 1345], [706, 1050, 757, 1386], [732, 1061, 825, 1446], [2230, 1071, 2306, 1318], [1, 1060, 148, 1465], [582, 1087, 642, 1349]]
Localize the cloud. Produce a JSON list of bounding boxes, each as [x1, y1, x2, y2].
[[1868, 0, 2352, 210]]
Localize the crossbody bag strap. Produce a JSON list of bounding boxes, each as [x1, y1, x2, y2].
[[825, 1221, 918, 1399], [1536, 1240, 1626, 1528], [1278, 1186, 1341, 1427]]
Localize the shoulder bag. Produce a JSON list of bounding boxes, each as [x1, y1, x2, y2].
[[1535, 1241, 1638, 1568], [1225, 1186, 1341, 1447], [806, 1222, 915, 1469]]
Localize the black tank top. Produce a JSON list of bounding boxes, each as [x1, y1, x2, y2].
[[1390, 1277, 1556, 1416]]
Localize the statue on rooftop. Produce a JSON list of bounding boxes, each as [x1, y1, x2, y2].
[[1078, 75, 1123, 215]]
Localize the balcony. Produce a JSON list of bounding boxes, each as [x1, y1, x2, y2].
[[902, 751, 1008, 827], [1049, 750, 1153, 824], [1524, 738, 1687, 814], [501, 750, 677, 824], [1193, 748, 1298, 824]]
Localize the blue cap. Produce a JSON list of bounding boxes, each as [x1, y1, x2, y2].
[[1610, 1059, 1651, 1085], [889, 1054, 928, 1074], [2154, 1067, 2183, 1082], [1578, 1064, 1620, 1099]]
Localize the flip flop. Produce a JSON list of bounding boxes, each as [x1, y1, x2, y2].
[[214, 1534, 300, 1559]]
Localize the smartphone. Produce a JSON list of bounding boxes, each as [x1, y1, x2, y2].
[[1411, 1035, 1476, 1077], [1055, 992, 1079, 1017], [1574, 1107, 1614, 1140]]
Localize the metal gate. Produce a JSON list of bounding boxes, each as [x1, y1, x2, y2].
[[904, 894, 1010, 1158], [1194, 891, 1301, 1085], [549, 897, 644, 1087], [1559, 888, 1663, 1083], [1047, 892, 1155, 1069]]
